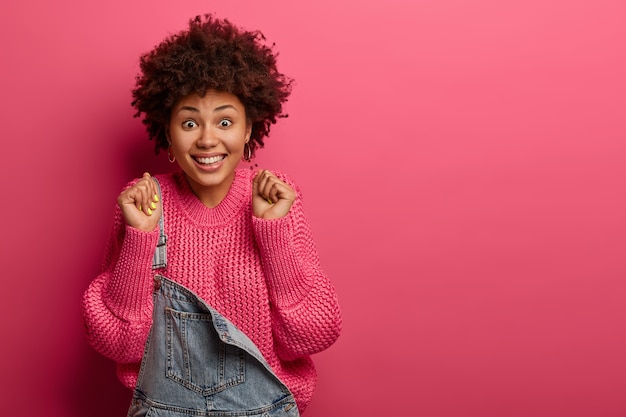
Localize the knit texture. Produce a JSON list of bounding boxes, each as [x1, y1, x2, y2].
[[82, 169, 342, 412]]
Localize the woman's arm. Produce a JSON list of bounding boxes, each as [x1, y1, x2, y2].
[[82, 205, 160, 364], [253, 176, 342, 361]]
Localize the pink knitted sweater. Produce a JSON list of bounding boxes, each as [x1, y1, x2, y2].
[[82, 169, 342, 412]]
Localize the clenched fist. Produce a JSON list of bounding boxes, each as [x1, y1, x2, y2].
[[252, 170, 296, 219], [117, 172, 162, 232]]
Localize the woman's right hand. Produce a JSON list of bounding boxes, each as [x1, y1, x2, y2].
[[117, 172, 162, 232]]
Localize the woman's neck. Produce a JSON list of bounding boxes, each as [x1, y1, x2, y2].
[[183, 171, 236, 208]]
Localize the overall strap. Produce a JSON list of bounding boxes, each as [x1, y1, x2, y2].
[[151, 177, 167, 269]]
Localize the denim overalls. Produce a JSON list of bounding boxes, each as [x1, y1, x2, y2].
[[128, 178, 299, 417]]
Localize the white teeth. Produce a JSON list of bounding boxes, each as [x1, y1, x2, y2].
[[195, 155, 225, 165]]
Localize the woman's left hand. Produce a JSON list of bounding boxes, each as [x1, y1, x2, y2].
[[252, 170, 296, 219]]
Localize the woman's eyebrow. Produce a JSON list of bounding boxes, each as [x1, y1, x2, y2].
[[175, 104, 239, 114], [214, 104, 239, 112], [176, 105, 200, 114]]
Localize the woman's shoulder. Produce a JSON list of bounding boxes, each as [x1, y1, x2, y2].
[[118, 172, 185, 204], [120, 171, 179, 188], [151, 171, 181, 188], [237, 168, 301, 190]]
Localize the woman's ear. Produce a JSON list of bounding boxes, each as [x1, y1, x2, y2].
[[164, 124, 171, 145], [245, 120, 252, 143]]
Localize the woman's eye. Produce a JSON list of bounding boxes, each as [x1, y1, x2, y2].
[[182, 120, 197, 129], [219, 119, 233, 128]]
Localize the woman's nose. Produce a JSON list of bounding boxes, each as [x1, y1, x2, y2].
[[196, 127, 219, 147]]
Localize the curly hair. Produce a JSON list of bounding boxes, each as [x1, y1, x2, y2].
[[131, 14, 293, 157]]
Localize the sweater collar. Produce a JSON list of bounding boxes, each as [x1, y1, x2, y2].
[[172, 169, 251, 226]]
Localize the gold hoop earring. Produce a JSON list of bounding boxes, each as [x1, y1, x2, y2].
[[243, 143, 252, 162], [167, 145, 176, 163]]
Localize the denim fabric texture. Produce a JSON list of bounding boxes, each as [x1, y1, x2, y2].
[[128, 178, 299, 417]]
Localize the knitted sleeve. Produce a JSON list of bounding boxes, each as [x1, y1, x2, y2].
[[252, 176, 342, 361], [81, 204, 159, 364]]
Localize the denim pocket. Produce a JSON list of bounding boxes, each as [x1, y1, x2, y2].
[[165, 307, 245, 395]]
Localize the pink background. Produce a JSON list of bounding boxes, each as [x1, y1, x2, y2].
[[1, 0, 625, 416]]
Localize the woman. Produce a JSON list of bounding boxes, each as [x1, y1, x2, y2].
[[82, 14, 342, 415]]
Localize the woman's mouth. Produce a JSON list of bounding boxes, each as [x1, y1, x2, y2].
[[194, 155, 226, 165]]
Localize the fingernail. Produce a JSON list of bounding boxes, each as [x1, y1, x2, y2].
[[147, 208, 153, 215], [153, 194, 159, 202], [266, 198, 273, 204], [138, 205, 142, 211], [150, 202, 157, 210]]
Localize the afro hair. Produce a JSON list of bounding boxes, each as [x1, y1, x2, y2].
[[131, 14, 293, 157]]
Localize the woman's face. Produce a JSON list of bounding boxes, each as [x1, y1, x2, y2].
[[167, 90, 251, 207]]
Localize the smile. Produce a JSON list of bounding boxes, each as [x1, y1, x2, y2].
[[194, 155, 226, 165]]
